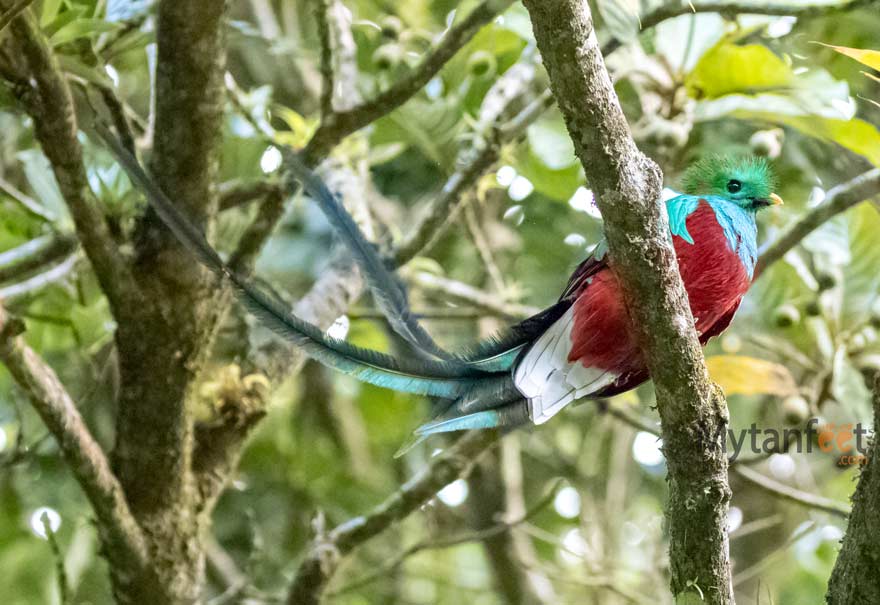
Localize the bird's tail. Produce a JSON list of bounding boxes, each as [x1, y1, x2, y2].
[[284, 149, 456, 363], [94, 124, 494, 399], [285, 144, 581, 442], [97, 125, 539, 447], [284, 150, 568, 374], [394, 381, 529, 457]]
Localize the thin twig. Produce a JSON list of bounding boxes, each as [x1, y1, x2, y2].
[[602, 401, 662, 435], [601, 0, 877, 56], [409, 271, 539, 321], [463, 204, 508, 294], [392, 89, 554, 265], [302, 0, 515, 162], [0, 254, 78, 301], [0, 305, 150, 578], [326, 477, 561, 597], [286, 430, 499, 605], [42, 513, 70, 605], [219, 180, 285, 210], [755, 168, 880, 279], [0, 233, 78, 284], [732, 520, 817, 587], [0, 175, 57, 222], [229, 187, 286, 272], [732, 465, 851, 518]]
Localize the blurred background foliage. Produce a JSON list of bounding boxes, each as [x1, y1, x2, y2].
[[0, 0, 879, 603]]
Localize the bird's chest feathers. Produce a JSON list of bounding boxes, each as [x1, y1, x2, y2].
[[671, 200, 755, 327]]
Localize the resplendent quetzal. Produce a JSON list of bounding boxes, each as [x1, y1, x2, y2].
[[98, 126, 781, 446]]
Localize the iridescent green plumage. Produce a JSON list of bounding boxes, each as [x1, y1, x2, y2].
[[681, 155, 777, 210]]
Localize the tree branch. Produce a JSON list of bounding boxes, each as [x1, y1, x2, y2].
[[732, 465, 850, 518], [219, 179, 285, 211], [0, 254, 78, 302], [392, 89, 553, 265], [754, 168, 880, 280], [0, 233, 77, 284], [0, 3, 140, 317], [0, 304, 153, 597], [602, 0, 877, 56], [313, 0, 334, 119], [0, 0, 33, 34], [826, 373, 880, 604], [326, 473, 559, 599], [301, 0, 514, 163], [0, 174, 57, 221], [409, 271, 539, 321], [286, 430, 499, 605], [111, 0, 228, 514], [322, 0, 361, 112], [105, 1, 229, 601], [523, 1, 733, 603]]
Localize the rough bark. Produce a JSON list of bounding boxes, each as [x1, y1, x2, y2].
[[108, 0, 229, 602], [522, 1, 733, 603], [826, 374, 880, 605]]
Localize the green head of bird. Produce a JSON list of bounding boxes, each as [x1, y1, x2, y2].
[[681, 155, 783, 211]]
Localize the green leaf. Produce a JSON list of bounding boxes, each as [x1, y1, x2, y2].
[[776, 116, 880, 166], [595, 0, 642, 44], [526, 112, 577, 171], [40, 0, 64, 27], [372, 97, 464, 170], [686, 40, 793, 99], [693, 66, 880, 166], [57, 55, 115, 88], [802, 214, 850, 265], [514, 147, 582, 202], [694, 68, 851, 118], [50, 18, 120, 47], [656, 12, 726, 73]]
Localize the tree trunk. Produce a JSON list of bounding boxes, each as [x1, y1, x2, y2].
[[826, 373, 880, 605]]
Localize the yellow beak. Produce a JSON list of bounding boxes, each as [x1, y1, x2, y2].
[[768, 192, 784, 206]]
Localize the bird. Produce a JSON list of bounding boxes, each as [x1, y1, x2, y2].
[[96, 125, 781, 449]]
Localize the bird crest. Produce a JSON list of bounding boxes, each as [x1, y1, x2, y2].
[[681, 155, 777, 207]]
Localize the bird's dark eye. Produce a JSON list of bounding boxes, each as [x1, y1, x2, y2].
[[726, 179, 742, 194]]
